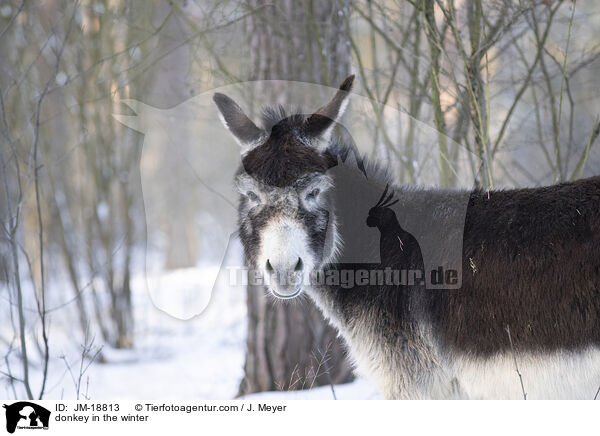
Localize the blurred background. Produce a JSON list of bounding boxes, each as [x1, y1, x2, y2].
[[0, 0, 599, 400]]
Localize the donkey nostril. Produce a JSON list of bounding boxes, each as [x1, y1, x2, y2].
[[265, 259, 274, 273], [294, 257, 304, 272]]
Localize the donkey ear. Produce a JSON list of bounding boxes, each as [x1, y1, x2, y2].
[[303, 74, 354, 147], [213, 93, 266, 153]]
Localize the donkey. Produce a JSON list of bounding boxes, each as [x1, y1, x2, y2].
[[213, 75, 600, 399]]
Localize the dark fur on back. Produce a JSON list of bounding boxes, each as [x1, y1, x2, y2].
[[438, 178, 600, 355]]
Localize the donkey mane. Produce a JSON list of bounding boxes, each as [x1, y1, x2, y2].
[[260, 105, 307, 132]]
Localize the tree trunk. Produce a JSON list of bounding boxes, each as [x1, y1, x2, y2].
[[238, 0, 354, 396]]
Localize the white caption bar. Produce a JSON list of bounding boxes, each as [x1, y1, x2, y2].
[[0, 400, 597, 435]]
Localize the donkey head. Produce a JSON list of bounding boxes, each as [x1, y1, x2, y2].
[[366, 184, 399, 229], [214, 75, 354, 299]]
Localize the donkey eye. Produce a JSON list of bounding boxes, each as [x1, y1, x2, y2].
[[246, 191, 260, 202], [306, 188, 320, 201]]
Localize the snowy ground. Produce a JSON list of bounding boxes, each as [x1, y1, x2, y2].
[[0, 263, 379, 400]]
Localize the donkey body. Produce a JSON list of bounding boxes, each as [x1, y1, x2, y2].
[[214, 76, 600, 399], [310, 178, 600, 399]]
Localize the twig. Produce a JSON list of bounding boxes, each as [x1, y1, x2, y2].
[[569, 119, 600, 181], [31, 1, 79, 399], [0, 0, 26, 42], [505, 325, 527, 400], [60, 330, 103, 400], [553, 1, 576, 183], [492, 3, 561, 156]]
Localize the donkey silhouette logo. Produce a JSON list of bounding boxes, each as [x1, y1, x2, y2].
[[2, 402, 50, 433]]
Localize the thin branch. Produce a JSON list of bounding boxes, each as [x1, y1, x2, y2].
[[29, 1, 79, 400], [492, 4, 561, 156], [0, 0, 26, 42], [570, 119, 600, 181], [553, 1, 576, 183], [505, 325, 527, 400]]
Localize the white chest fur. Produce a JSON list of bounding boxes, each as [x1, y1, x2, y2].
[[453, 347, 600, 400]]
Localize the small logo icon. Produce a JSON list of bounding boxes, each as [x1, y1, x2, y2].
[[2, 402, 50, 433]]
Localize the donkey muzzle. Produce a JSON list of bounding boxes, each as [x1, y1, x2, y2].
[[264, 257, 304, 298]]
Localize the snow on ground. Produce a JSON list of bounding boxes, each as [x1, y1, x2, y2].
[[1, 261, 379, 400], [82, 266, 248, 400]]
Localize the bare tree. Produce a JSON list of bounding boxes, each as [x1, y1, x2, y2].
[[0, 0, 77, 399], [345, 0, 599, 188], [231, 0, 355, 396]]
